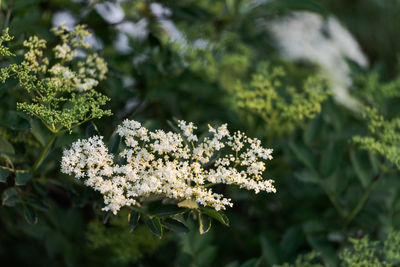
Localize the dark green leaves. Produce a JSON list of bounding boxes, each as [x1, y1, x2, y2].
[[200, 208, 229, 226], [2, 187, 19, 207], [289, 141, 317, 170], [30, 119, 50, 146], [148, 204, 186, 217], [0, 136, 14, 155], [146, 217, 163, 239], [162, 218, 189, 234], [15, 171, 31, 186], [128, 210, 140, 232], [198, 212, 212, 235], [103, 212, 111, 224], [0, 168, 9, 183], [24, 205, 38, 224], [319, 141, 342, 177]]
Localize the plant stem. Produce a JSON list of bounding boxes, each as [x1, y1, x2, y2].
[[321, 185, 347, 218], [343, 173, 382, 227], [30, 133, 57, 173], [2, 0, 14, 30]]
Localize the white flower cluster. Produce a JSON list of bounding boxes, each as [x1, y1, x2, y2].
[[61, 120, 275, 214], [268, 11, 368, 112]]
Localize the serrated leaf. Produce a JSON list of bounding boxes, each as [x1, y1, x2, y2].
[[200, 208, 230, 226], [162, 218, 189, 233], [146, 217, 163, 238], [0, 168, 9, 183], [199, 212, 212, 234], [2, 187, 19, 207], [15, 171, 31, 186], [24, 206, 38, 224], [128, 210, 140, 232]]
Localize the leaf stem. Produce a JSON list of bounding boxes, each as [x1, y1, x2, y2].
[[30, 133, 57, 173], [343, 173, 382, 227]]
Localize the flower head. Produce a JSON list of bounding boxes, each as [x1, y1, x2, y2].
[[61, 120, 275, 214]]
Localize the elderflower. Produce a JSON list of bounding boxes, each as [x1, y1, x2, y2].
[[61, 120, 276, 214], [0, 25, 111, 133]]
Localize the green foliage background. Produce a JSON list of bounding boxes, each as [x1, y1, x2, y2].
[[1, 0, 400, 266]]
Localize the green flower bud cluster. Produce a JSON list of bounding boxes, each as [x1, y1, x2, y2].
[[340, 230, 400, 266], [231, 63, 330, 136], [0, 28, 13, 57], [353, 106, 400, 168], [0, 25, 111, 134], [275, 229, 400, 267]]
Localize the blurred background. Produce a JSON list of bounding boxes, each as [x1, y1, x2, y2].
[[1, 0, 400, 266]]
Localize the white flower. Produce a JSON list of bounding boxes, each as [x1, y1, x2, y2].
[[61, 120, 276, 214], [268, 11, 368, 112]]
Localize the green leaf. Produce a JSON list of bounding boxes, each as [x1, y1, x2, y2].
[[0, 168, 9, 183], [15, 171, 31, 186], [2, 111, 30, 131], [199, 212, 212, 234], [302, 220, 325, 235], [14, 0, 42, 11], [24, 195, 49, 212], [24, 206, 38, 224], [260, 236, 281, 265], [294, 169, 320, 184], [30, 119, 50, 147], [2, 187, 19, 207], [177, 199, 199, 209], [304, 114, 322, 145], [162, 218, 189, 233], [0, 136, 15, 155], [200, 208, 230, 226], [149, 204, 186, 217], [306, 235, 338, 267], [268, 0, 328, 15], [319, 141, 341, 177], [146, 217, 163, 238], [240, 258, 259, 267], [102, 212, 111, 224], [280, 226, 305, 258], [289, 141, 317, 170], [350, 149, 370, 188], [128, 210, 140, 232]]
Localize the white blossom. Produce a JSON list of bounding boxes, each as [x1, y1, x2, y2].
[[268, 11, 368, 112], [61, 120, 275, 214]]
